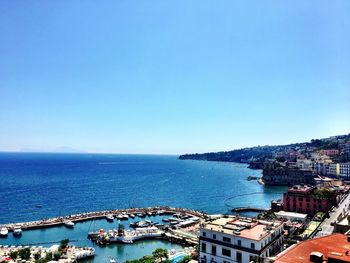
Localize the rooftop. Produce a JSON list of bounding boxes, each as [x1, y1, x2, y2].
[[275, 233, 350, 263], [287, 184, 314, 194], [202, 216, 282, 241]]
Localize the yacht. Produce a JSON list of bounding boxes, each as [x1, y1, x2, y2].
[[0, 227, 8, 237], [106, 214, 114, 222], [13, 227, 22, 236], [63, 220, 75, 228]]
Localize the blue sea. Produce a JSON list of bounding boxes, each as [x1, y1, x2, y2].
[[0, 153, 286, 262]]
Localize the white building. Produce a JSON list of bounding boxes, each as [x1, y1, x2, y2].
[[340, 163, 350, 180], [199, 216, 284, 263]]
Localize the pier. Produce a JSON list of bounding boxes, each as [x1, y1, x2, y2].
[[231, 207, 269, 213], [0, 206, 207, 232]]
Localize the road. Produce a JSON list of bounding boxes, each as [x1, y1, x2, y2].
[[314, 192, 350, 238]]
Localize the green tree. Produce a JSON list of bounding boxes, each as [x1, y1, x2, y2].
[[53, 251, 62, 260], [152, 248, 168, 262], [60, 239, 69, 249], [9, 250, 18, 260], [18, 248, 31, 260]]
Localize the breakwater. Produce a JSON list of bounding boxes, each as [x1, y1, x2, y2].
[[1, 206, 206, 232]]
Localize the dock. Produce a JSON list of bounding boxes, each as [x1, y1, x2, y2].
[[231, 207, 269, 213], [0, 206, 206, 232]]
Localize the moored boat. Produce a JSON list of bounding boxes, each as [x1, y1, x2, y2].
[[129, 214, 135, 219], [0, 227, 8, 237], [13, 227, 22, 236], [63, 220, 75, 228], [109, 256, 117, 263], [106, 214, 114, 222]]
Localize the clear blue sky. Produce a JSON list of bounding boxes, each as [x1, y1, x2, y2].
[[0, 1, 349, 154]]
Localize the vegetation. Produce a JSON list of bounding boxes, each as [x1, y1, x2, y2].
[[9, 250, 18, 260], [18, 247, 31, 260], [59, 238, 69, 250], [152, 248, 169, 262]]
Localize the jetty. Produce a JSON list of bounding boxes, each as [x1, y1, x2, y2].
[[232, 207, 269, 213], [0, 206, 206, 232]]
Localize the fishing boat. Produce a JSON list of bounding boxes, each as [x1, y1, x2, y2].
[[106, 214, 114, 222], [13, 227, 22, 236], [0, 227, 8, 237], [63, 220, 75, 228]]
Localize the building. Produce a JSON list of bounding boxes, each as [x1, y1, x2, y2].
[[274, 211, 307, 223], [283, 185, 336, 215], [319, 149, 339, 156], [340, 163, 350, 180], [262, 163, 315, 186], [274, 233, 350, 263], [199, 216, 284, 263]]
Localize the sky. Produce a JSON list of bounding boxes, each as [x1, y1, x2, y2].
[[0, 0, 349, 154]]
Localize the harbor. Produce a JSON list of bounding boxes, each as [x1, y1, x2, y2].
[[0, 206, 204, 262]]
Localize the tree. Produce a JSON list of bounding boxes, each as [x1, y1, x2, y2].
[[53, 251, 62, 260], [152, 248, 168, 262], [59, 239, 69, 251], [9, 250, 18, 260], [118, 223, 125, 236], [18, 248, 31, 260]]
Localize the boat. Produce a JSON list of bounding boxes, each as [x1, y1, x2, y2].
[[129, 214, 135, 219], [129, 222, 138, 228], [122, 214, 129, 220], [116, 214, 124, 220], [162, 218, 170, 222], [0, 227, 8, 237], [109, 256, 117, 263], [122, 239, 133, 244], [147, 212, 152, 216], [106, 214, 114, 222], [35, 204, 43, 208], [136, 213, 145, 218], [63, 220, 74, 228], [145, 219, 152, 224], [13, 227, 22, 236]]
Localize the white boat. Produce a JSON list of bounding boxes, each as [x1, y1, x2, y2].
[[63, 220, 74, 228], [106, 215, 114, 222], [129, 214, 135, 219], [109, 256, 117, 263], [116, 214, 124, 220], [13, 227, 22, 236], [122, 239, 133, 244], [0, 227, 8, 237]]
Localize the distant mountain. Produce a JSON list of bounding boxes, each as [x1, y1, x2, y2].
[[178, 134, 350, 168]]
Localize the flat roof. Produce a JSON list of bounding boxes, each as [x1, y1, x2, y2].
[[202, 216, 282, 241], [275, 211, 308, 219], [275, 234, 350, 263]]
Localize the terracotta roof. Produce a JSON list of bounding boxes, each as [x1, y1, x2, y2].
[[275, 234, 350, 263]]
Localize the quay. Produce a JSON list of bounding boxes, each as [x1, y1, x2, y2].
[[231, 206, 269, 213], [0, 206, 207, 232]]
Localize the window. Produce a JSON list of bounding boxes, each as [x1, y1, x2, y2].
[[212, 245, 216, 256], [236, 252, 242, 263], [222, 248, 231, 257], [201, 242, 206, 253], [213, 234, 216, 239], [237, 240, 241, 246], [203, 231, 206, 237], [251, 243, 255, 249], [223, 236, 231, 243]]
